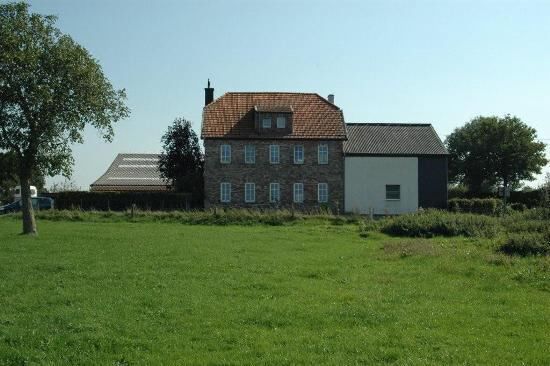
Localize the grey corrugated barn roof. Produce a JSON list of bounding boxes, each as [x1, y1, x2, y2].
[[90, 153, 172, 192], [344, 123, 448, 156]]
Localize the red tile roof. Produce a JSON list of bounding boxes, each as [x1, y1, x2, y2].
[[201, 92, 347, 139]]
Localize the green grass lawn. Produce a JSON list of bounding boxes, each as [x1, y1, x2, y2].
[[0, 218, 549, 365]]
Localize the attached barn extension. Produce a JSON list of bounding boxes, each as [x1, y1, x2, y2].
[[344, 123, 448, 215]]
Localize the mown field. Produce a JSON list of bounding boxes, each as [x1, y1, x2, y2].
[[0, 216, 549, 365]]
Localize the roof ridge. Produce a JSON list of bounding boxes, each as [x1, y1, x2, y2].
[[347, 123, 432, 127], [117, 153, 161, 156], [224, 91, 319, 95]]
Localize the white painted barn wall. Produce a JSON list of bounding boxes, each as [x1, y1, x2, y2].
[[345, 157, 419, 215]]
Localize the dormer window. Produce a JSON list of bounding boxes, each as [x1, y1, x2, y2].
[[276, 116, 286, 129], [255, 105, 293, 134]]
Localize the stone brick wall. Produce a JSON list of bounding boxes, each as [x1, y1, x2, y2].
[[204, 139, 344, 212]]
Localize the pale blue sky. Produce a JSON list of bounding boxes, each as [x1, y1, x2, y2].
[[26, 0, 550, 189]]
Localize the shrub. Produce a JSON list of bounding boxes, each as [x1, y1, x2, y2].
[[509, 202, 527, 212], [501, 216, 549, 234], [448, 198, 503, 215], [519, 207, 550, 221], [380, 210, 500, 238], [500, 232, 550, 256]]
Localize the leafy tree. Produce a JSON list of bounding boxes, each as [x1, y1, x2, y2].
[[446, 115, 547, 196], [0, 2, 129, 234], [540, 172, 550, 208], [158, 118, 204, 205]]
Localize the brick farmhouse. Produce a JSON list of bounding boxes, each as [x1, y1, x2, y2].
[[201, 82, 448, 214]]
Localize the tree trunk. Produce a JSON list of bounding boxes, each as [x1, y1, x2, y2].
[[503, 177, 508, 207], [19, 173, 37, 235]]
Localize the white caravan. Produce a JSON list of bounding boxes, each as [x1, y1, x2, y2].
[[13, 186, 38, 201]]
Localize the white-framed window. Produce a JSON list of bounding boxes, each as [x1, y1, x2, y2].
[[262, 116, 272, 128], [269, 145, 280, 164], [293, 183, 304, 203], [269, 183, 280, 203], [318, 183, 328, 203], [220, 144, 231, 164], [244, 183, 256, 203], [276, 116, 286, 129], [318, 144, 328, 164], [293, 145, 304, 164], [244, 145, 255, 164], [386, 185, 401, 200], [220, 182, 231, 203]]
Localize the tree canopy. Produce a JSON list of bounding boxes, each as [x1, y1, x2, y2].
[[446, 115, 547, 194], [0, 2, 130, 233], [158, 118, 204, 205]]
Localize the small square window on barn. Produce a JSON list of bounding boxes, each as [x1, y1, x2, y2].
[[385, 185, 401, 200]]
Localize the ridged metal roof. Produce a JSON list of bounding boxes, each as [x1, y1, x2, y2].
[[90, 153, 171, 191], [344, 123, 448, 156]]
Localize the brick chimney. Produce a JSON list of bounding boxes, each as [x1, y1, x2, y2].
[[204, 79, 214, 106]]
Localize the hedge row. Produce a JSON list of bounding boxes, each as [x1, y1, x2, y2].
[[448, 198, 503, 215], [448, 187, 544, 208], [378, 210, 500, 238], [42, 191, 194, 211]]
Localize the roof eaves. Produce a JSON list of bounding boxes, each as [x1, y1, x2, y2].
[[429, 124, 449, 154], [314, 93, 342, 111]]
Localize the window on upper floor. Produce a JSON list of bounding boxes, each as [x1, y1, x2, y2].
[[269, 145, 280, 164], [293, 145, 304, 164], [262, 116, 272, 128], [244, 145, 256, 164], [220, 182, 231, 203], [386, 185, 401, 200], [318, 144, 328, 165], [220, 144, 231, 164], [276, 116, 286, 129], [318, 183, 328, 203]]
